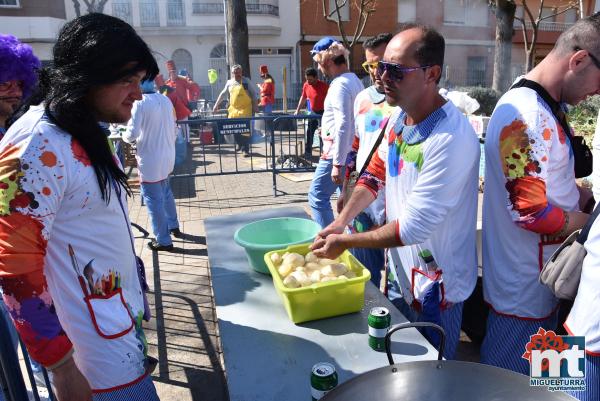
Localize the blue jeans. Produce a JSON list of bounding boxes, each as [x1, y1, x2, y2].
[[141, 178, 179, 246], [350, 247, 384, 288], [262, 103, 273, 114], [308, 159, 341, 229]]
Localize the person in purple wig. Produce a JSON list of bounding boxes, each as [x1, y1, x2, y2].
[[0, 34, 40, 137]]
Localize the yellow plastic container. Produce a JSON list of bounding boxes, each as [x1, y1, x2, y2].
[[264, 243, 371, 323]]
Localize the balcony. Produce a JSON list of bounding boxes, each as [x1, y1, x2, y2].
[[167, 1, 185, 26], [513, 20, 574, 32], [112, 1, 132, 25], [192, 1, 279, 16], [139, 0, 159, 27]]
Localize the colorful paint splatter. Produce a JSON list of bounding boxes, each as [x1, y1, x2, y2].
[[0, 107, 147, 389], [499, 117, 566, 234]]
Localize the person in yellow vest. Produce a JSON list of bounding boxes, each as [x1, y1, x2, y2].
[[213, 64, 258, 156]]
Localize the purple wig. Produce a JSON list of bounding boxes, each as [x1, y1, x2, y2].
[[0, 34, 40, 98]]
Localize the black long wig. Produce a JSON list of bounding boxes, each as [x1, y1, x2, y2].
[[22, 13, 159, 202]]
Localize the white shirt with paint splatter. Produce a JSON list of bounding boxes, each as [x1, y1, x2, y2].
[[0, 105, 148, 391]]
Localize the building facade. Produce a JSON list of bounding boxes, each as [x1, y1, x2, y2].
[[0, 0, 66, 63], [299, 0, 597, 89], [1, 0, 598, 97], [62, 0, 301, 104]]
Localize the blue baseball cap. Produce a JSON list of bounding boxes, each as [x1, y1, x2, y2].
[[140, 80, 155, 93], [310, 37, 338, 55]]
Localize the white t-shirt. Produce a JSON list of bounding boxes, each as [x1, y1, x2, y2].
[[123, 92, 177, 183], [0, 106, 147, 390], [483, 87, 579, 319], [591, 109, 600, 201], [320, 72, 364, 165], [565, 215, 600, 354], [350, 86, 395, 228], [369, 101, 480, 304]]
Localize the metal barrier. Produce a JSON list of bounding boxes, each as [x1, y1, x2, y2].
[[178, 114, 322, 196], [0, 310, 55, 401]]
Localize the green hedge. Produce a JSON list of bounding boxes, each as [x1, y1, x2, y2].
[[568, 96, 600, 139]]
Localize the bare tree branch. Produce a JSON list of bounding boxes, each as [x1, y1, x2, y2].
[[534, 0, 544, 24], [350, 0, 375, 48], [319, 0, 378, 59], [72, 0, 81, 17], [538, 3, 577, 21], [324, 0, 349, 19]]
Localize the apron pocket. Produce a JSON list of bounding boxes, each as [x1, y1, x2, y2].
[[84, 288, 135, 339]]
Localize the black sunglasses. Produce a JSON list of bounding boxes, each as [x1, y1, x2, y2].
[[376, 61, 432, 81], [575, 46, 600, 70]]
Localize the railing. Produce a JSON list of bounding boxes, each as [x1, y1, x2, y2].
[[139, 0, 160, 27], [442, 67, 491, 88], [0, 308, 55, 401], [246, 3, 279, 15], [167, 1, 186, 26], [176, 114, 321, 196], [112, 1, 132, 24], [513, 20, 574, 32], [192, 2, 279, 16]]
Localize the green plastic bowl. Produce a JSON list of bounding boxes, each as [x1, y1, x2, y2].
[[233, 217, 321, 274]]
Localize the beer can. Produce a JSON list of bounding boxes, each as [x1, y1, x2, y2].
[[368, 306, 391, 351], [310, 362, 338, 400]]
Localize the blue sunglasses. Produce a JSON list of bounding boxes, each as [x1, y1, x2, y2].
[[376, 61, 432, 81]]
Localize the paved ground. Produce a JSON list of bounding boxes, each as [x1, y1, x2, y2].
[[128, 136, 481, 401], [129, 137, 312, 401]]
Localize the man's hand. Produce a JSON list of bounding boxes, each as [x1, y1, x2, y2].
[[51, 357, 92, 401], [577, 184, 595, 213], [310, 233, 347, 259], [331, 165, 343, 185], [317, 221, 346, 240], [336, 192, 345, 214], [294, 110, 300, 115]]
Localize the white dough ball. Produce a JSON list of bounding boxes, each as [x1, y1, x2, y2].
[[310, 270, 322, 283], [283, 275, 300, 288], [283, 253, 305, 269], [270, 253, 282, 265], [304, 251, 318, 263], [278, 263, 293, 278]]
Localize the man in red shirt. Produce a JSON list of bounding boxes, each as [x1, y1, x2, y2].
[[294, 67, 329, 158], [258, 64, 275, 114], [165, 60, 200, 107], [164, 60, 199, 141]]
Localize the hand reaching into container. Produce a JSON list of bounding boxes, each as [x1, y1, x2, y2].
[[311, 220, 347, 260], [310, 232, 347, 260]]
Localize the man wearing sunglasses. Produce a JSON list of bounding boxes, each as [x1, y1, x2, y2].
[[338, 32, 394, 289], [307, 37, 364, 228], [481, 12, 600, 385], [312, 24, 480, 360], [0, 34, 40, 139]]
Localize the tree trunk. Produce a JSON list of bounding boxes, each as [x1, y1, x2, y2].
[[492, 0, 516, 93], [526, 25, 539, 72], [225, 0, 251, 79]]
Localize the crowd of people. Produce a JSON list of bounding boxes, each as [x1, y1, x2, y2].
[[1, 8, 600, 401], [308, 15, 600, 401]]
